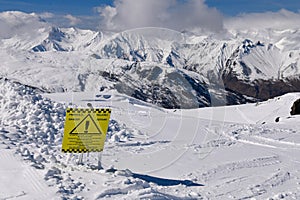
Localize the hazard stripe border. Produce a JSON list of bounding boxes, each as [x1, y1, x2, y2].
[[62, 148, 104, 153], [66, 108, 111, 114]]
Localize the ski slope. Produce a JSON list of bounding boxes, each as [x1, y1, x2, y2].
[[1, 77, 300, 199], [1, 11, 300, 200]]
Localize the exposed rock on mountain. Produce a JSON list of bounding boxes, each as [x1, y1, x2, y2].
[[1, 11, 300, 109], [291, 98, 300, 115]]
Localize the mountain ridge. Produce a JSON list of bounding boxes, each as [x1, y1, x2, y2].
[[0, 11, 299, 108]]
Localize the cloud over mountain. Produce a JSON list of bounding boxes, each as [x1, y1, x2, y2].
[[0, 11, 47, 39], [95, 0, 224, 32], [64, 14, 81, 26], [225, 9, 300, 30], [2, 4, 300, 35]]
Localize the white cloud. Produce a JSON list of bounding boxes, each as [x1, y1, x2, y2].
[[39, 12, 54, 19], [95, 0, 223, 32], [0, 11, 47, 39], [64, 14, 81, 26], [37, 13, 98, 30], [225, 9, 300, 30]]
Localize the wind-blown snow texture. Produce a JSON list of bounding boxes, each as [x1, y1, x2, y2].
[[1, 11, 300, 199], [1, 11, 300, 108]]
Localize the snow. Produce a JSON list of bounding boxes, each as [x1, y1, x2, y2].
[[0, 149, 59, 199], [1, 11, 300, 200], [1, 11, 299, 84], [1, 76, 300, 199]]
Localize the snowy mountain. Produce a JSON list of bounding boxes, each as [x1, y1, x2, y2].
[[1, 71, 300, 199], [0, 11, 300, 108], [1, 11, 300, 199], [32, 27, 103, 52]]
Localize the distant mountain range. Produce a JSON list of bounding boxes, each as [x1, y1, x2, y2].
[[1, 11, 299, 109]]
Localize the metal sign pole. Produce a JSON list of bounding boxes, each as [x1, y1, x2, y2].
[[97, 151, 103, 170], [78, 153, 84, 165], [87, 103, 103, 170], [62, 104, 110, 170]]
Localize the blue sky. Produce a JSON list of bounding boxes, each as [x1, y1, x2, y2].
[[1, 0, 300, 31], [0, 0, 299, 16], [206, 0, 300, 16], [0, 0, 113, 15]]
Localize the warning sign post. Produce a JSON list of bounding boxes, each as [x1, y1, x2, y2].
[[62, 108, 111, 153]]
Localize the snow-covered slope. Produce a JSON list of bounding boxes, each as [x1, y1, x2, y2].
[[31, 27, 103, 52], [0, 11, 103, 52], [1, 76, 300, 199], [0, 11, 51, 50], [1, 11, 300, 199], [1, 11, 300, 108]]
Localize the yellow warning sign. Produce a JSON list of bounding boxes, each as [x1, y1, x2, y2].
[[62, 108, 111, 153]]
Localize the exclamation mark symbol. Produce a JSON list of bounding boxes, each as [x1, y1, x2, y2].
[[85, 121, 90, 133]]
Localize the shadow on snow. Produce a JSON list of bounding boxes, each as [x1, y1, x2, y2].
[[132, 173, 204, 187]]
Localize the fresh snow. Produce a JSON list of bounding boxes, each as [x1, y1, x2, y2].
[[1, 11, 300, 200], [1, 77, 300, 199]]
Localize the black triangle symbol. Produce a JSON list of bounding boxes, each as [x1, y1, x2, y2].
[[69, 114, 102, 134]]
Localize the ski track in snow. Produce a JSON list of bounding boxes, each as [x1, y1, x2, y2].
[[0, 149, 58, 199], [224, 125, 300, 150], [1, 76, 300, 199], [0, 17, 300, 198]]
